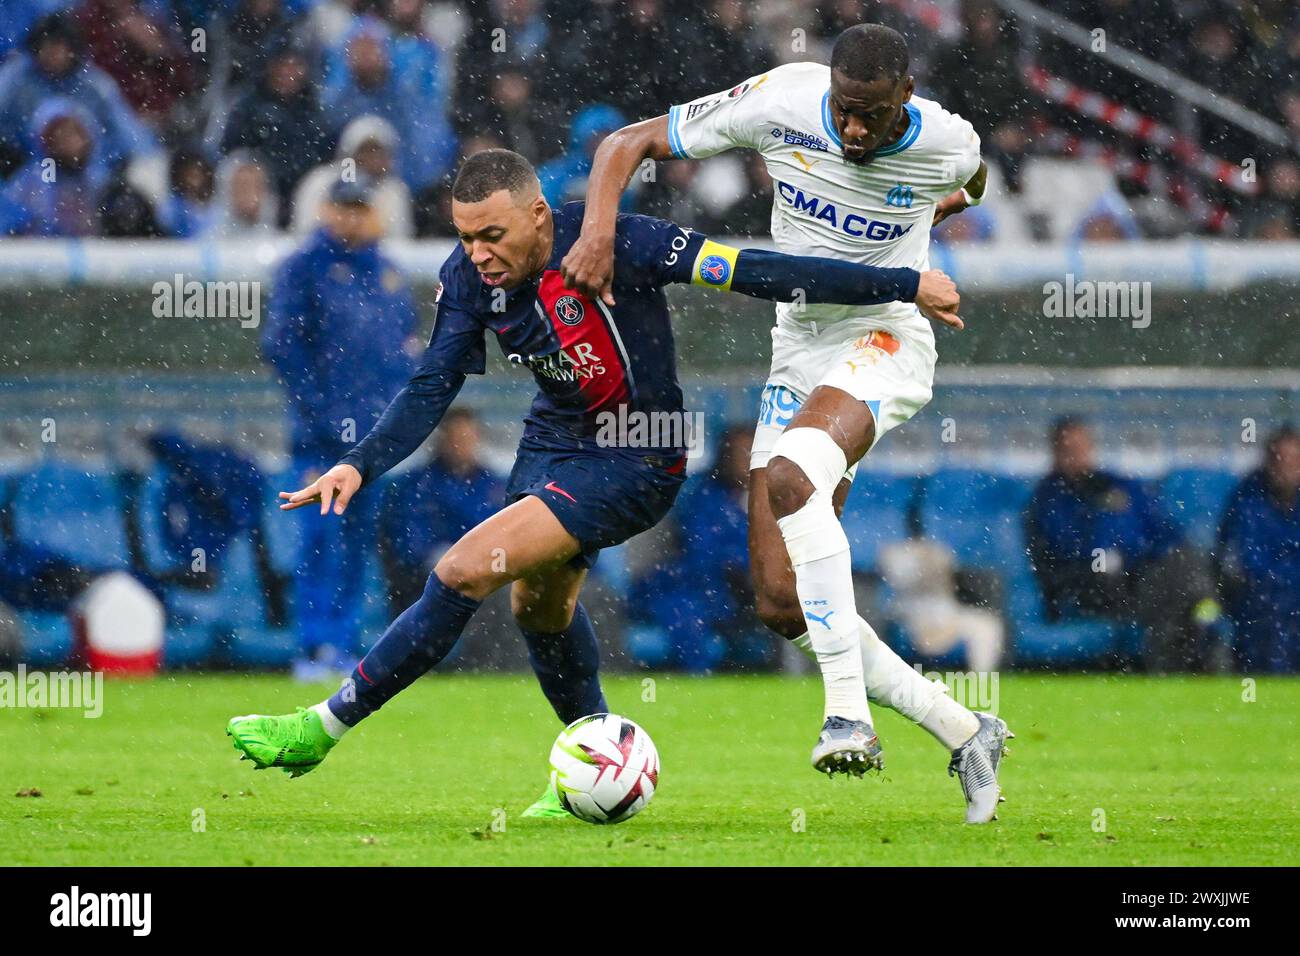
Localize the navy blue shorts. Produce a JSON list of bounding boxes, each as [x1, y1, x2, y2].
[[506, 438, 688, 569]]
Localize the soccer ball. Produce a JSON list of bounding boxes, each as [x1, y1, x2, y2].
[[548, 713, 659, 824]]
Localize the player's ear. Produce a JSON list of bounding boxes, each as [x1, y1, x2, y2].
[[902, 75, 915, 101]]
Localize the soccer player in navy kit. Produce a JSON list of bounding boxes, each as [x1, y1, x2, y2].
[[226, 149, 960, 810]]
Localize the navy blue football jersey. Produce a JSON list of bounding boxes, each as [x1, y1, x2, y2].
[[426, 202, 705, 447]]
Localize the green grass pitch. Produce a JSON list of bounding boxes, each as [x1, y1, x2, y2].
[[2, 673, 1297, 866]]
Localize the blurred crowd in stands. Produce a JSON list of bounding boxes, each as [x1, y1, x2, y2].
[[2, 0, 1299, 241]]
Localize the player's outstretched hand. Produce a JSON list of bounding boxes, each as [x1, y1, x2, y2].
[[279, 464, 363, 516], [915, 269, 963, 330], [560, 232, 617, 306]]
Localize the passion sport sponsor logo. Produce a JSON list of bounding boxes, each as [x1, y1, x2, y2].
[[771, 126, 830, 152]]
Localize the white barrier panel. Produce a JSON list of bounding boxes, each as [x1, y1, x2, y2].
[[1, 238, 1298, 290]]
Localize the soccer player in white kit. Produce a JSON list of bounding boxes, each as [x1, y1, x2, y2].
[[562, 24, 1012, 823]]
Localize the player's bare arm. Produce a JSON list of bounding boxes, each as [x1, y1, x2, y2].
[[560, 115, 675, 305], [933, 159, 988, 226]]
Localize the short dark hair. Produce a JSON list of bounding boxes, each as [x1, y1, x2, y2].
[[1049, 415, 1089, 444], [27, 12, 81, 55], [452, 148, 538, 204], [830, 23, 910, 84], [1266, 422, 1299, 455], [440, 406, 480, 428]]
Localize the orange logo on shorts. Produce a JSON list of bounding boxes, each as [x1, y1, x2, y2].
[[844, 331, 900, 374], [851, 331, 900, 355]]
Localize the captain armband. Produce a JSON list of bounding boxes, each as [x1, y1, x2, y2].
[[688, 239, 741, 292]]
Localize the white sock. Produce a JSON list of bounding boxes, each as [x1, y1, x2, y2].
[[857, 616, 944, 720], [918, 693, 980, 751], [312, 701, 349, 740], [790, 634, 873, 726], [778, 496, 869, 723], [792, 616, 978, 748]]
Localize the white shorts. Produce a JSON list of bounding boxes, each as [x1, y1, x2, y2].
[[751, 320, 936, 475]]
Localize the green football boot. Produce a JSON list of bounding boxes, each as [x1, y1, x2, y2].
[[520, 775, 571, 819], [226, 707, 337, 777]]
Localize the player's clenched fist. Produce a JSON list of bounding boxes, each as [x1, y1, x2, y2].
[[279, 463, 363, 516], [559, 232, 617, 306], [914, 269, 963, 330]]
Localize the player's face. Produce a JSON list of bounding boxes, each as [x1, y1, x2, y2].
[[452, 189, 550, 290], [828, 69, 915, 165], [1053, 425, 1096, 477], [1268, 435, 1300, 493], [323, 200, 384, 246]]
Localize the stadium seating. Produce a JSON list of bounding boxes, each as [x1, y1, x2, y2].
[[1162, 468, 1238, 551], [917, 469, 1035, 568], [12, 464, 129, 571], [0, 455, 1248, 671], [15, 610, 73, 667], [840, 474, 920, 573], [1004, 543, 1142, 666]]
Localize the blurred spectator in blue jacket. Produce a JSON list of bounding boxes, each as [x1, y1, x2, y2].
[[321, 15, 457, 194], [626, 425, 773, 671], [221, 41, 329, 224], [0, 1, 75, 63], [0, 12, 159, 172], [1217, 425, 1300, 672], [155, 147, 217, 237], [1027, 416, 1225, 670], [537, 103, 636, 211], [0, 97, 112, 235], [262, 174, 418, 679], [379, 408, 504, 614]]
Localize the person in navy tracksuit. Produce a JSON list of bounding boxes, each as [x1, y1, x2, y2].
[[1026, 416, 1224, 669], [1217, 426, 1300, 672], [261, 175, 418, 678]]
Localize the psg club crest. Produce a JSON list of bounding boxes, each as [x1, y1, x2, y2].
[[698, 254, 731, 285], [555, 294, 585, 326]]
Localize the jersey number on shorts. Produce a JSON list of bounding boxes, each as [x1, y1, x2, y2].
[[757, 384, 801, 428]]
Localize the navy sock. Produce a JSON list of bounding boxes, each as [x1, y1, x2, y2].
[[521, 603, 608, 724], [328, 573, 480, 726]]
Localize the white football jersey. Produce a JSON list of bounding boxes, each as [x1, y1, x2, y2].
[[667, 61, 981, 340]]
